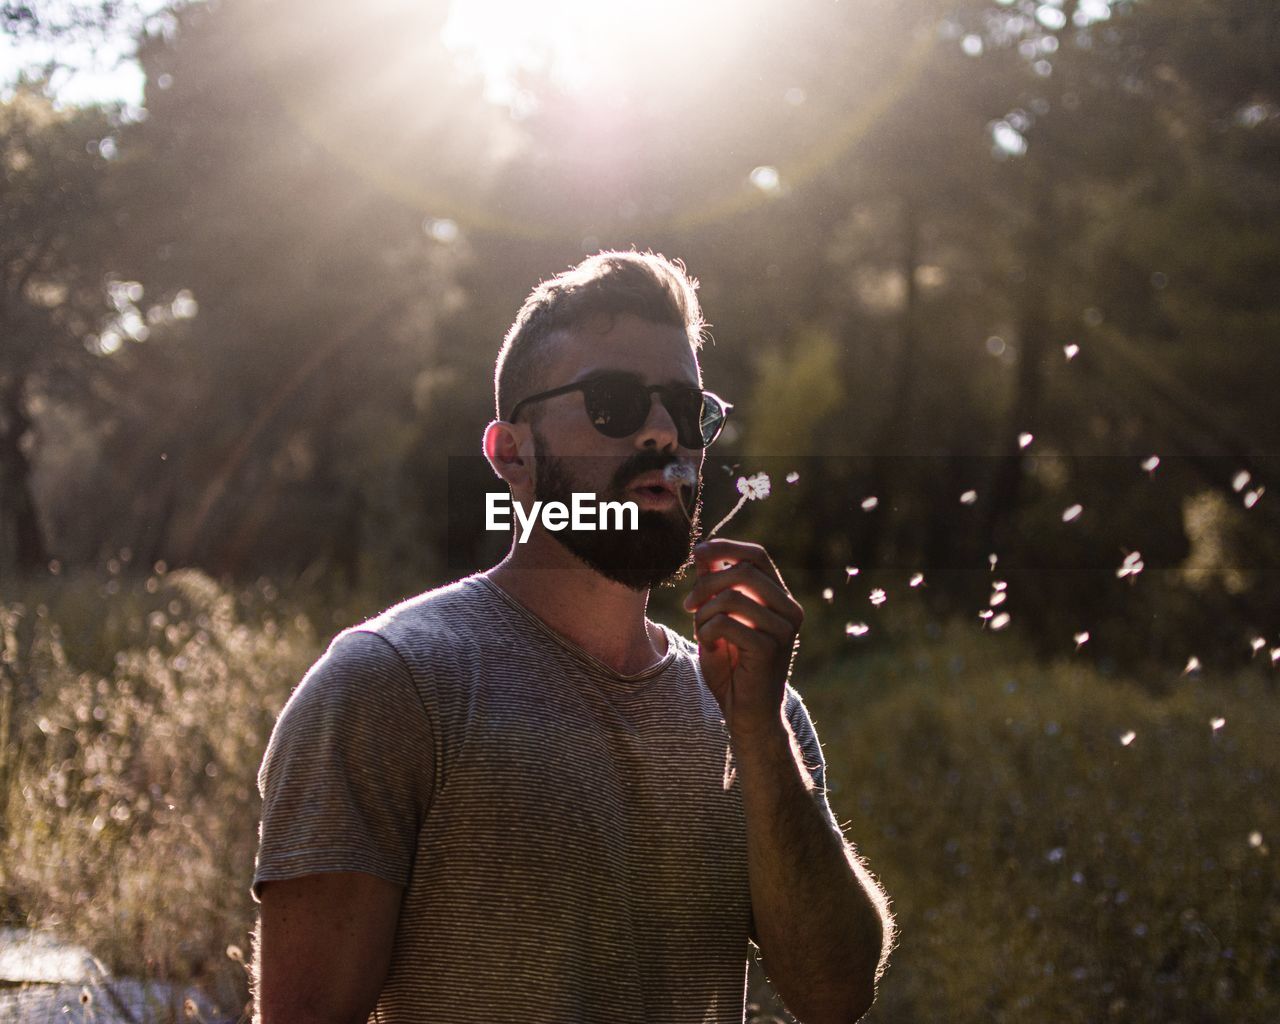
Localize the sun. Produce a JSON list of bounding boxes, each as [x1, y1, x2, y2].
[[441, 0, 756, 109]]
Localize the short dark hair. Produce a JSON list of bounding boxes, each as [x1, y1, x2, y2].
[[495, 250, 707, 421]]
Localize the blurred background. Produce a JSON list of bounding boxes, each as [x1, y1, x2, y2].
[[1, 0, 1277, 1020]]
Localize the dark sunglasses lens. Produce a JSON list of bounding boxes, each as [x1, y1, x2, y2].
[[665, 389, 710, 449], [698, 394, 728, 447], [583, 378, 649, 438]]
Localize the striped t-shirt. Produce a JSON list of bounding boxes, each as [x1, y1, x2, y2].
[[254, 574, 829, 1024]]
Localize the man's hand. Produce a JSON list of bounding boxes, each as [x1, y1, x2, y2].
[[682, 538, 804, 740]]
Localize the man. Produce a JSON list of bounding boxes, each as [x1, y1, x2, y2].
[[252, 252, 894, 1024]]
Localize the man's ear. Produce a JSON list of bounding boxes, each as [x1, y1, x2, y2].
[[483, 420, 533, 488]]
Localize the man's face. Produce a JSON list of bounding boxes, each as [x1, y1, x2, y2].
[[524, 313, 706, 590]]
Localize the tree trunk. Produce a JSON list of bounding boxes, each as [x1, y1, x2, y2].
[[0, 380, 49, 574]]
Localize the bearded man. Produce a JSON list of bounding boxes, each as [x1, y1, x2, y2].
[[252, 251, 894, 1024]]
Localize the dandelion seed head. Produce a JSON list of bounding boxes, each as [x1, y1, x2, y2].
[[1062, 503, 1084, 523], [1141, 455, 1160, 474], [1018, 432, 1034, 449], [861, 496, 880, 511], [785, 471, 800, 484], [1250, 636, 1266, 654], [1120, 730, 1136, 746], [844, 565, 860, 579], [845, 622, 870, 637], [1232, 470, 1251, 492], [869, 588, 887, 607], [1244, 488, 1263, 509], [1064, 343, 1080, 360], [663, 463, 697, 489], [1211, 717, 1226, 732], [978, 609, 994, 621], [993, 580, 1008, 592], [736, 472, 771, 500], [960, 489, 978, 505], [990, 612, 1011, 631], [1074, 630, 1090, 649], [822, 587, 834, 603], [1117, 551, 1144, 579], [1184, 656, 1202, 675], [988, 553, 999, 570], [990, 591, 1007, 607], [909, 572, 925, 588]]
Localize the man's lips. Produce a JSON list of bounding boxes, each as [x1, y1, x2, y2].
[[625, 471, 680, 498]]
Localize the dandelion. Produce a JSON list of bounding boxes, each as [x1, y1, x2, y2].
[[993, 580, 1007, 592], [990, 612, 1011, 631], [785, 471, 800, 484], [1270, 647, 1280, 666], [1141, 455, 1160, 475], [1244, 488, 1263, 509], [1074, 630, 1090, 649], [707, 472, 771, 537], [844, 565, 860, 581], [1211, 717, 1226, 732], [869, 588, 887, 607], [1232, 470, 1251, 492], [909, 572, 925, 588], [845, 622, 870, 637], [1250, 831, 1264, 848], [1062, 503, 1083, 523], [990, 591, 1007, 607], [978, 609, 995, 624], [988, 552, 999, 570], [1120, 730, 1136, 746], [1064, 343, 1080, 360], [1018, 432, 1034, 449], [860, 496, 879, 511], [1184, 656, 1202, 675], [1250, 636, 1266, 655], [821, 588, 834, 603], [960, 489, 978, 505]]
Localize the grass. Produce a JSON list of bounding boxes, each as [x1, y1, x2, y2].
[[3, 572, 1277, 1021]]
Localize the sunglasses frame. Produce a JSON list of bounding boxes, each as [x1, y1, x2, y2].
[[507, 373, 733, 449]]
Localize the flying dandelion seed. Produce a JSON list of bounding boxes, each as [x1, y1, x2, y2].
[[785, 471, 800, 484], [1250, 831, 1264, 848], [1244, 488, 1263, 509], [822, 588, 834, 603], [990, 591, 1007, 607], [1062, 503, 1084, 523], [978, 609, 995, 624], [869, 588, 887, 607], [1141, 455, 1160, 475], [1232, 470, 1251, 492], [960, 489, 978, 505], [990, 612, 1011, 631], [909, 572, 925, 588], [993, 580, 1007, 592], [1120, 730, 1136, 746], [1211, 717, 1226, 731], [844, 565, 860, 581], [1018, 432, 1034, 449], [1064, 343, 1080, 360], [1250, 636, 1266, 655], [1184, 656, 1202, 675], [988, 553, 999, 570], [1074, 630, 1090, 649], [1117, 551, 1144, 579], [845, 622, 870, 637], [1270, 647, 1280, 666], [860, 496, 880, 511]]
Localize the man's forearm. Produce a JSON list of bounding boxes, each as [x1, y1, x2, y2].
[[734, 717, 892, 1024]]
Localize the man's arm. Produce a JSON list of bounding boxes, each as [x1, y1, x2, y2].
[[685, 538, 894, 1024], [255, 872, 403, 1024]]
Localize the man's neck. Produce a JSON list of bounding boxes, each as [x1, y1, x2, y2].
[[484, 534, 668, 677]]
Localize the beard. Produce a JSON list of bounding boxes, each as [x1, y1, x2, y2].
[[532, 439, 702, 591]]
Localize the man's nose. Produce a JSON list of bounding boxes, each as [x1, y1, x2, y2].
[[636, 392, 680, 451]]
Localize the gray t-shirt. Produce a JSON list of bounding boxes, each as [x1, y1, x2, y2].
[[254, 574, 829, 1024]]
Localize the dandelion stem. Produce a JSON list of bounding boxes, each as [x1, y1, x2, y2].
[[707, 494, 748, 538]]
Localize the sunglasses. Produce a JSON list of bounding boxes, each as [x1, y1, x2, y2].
[[508, 372, 733, 449]]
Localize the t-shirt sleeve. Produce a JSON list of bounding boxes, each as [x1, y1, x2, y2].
[[252, 628, 434, 901], [783, 683, 828, 797]]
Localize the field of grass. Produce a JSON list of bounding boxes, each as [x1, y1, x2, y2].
[[3, 570, 1277, 1022]]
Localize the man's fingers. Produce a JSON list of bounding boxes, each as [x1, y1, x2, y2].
[[693, 538, 781, 583], [683, 559, 803, 627], [694, 587, 794, 643], [697, 612, 780, 661]]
